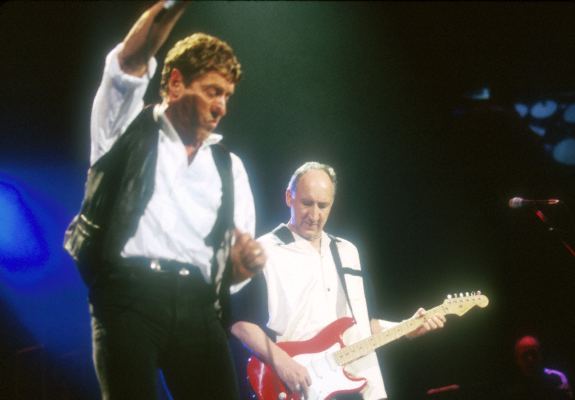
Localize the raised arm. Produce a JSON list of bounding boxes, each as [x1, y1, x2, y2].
[[90, 1, 187, 164], [231, 321, 312, 395], [119, 0, 187, 77]]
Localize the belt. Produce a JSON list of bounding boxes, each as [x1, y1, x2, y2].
[[120, 257, 200, 277]]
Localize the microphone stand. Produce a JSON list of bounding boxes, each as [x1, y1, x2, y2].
[[533, 208, 575, 259]]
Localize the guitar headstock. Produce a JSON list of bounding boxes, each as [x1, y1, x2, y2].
[[442, 291, 489, 316]]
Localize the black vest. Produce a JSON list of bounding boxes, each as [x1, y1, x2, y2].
[[64, 106, 234, 290]]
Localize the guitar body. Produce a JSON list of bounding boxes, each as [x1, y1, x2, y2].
[[247, 317, 367, 400]]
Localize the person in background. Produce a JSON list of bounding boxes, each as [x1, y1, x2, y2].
[[507, 335, 572, 400]]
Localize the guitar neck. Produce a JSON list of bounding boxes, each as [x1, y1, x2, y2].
[[333, 304, 446, 366]]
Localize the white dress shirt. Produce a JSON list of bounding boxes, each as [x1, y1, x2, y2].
[[90, 43, 256, 283]]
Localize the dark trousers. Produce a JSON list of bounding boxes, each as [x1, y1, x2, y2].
[[89, 263, 239, 400]]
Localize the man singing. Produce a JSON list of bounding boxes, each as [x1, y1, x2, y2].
[[64, 2, 265, 398]]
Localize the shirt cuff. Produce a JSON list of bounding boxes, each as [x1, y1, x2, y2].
[[376, 319, 399, 331]]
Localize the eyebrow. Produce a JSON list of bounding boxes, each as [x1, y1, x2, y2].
[[202, 82, 235, 96]]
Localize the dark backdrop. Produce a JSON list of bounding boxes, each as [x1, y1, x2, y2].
[[1, 2, 574, 399]]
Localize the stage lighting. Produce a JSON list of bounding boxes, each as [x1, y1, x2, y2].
[[0, 181, 49, 272], [514, 103, 529, 118], [512, 93, 575, 167], [562, 103, 575, 123], [530, 100, 558, 119], [553, 137, 575, 165]]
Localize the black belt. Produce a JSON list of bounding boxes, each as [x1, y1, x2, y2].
[[119, 257, 202, 277]]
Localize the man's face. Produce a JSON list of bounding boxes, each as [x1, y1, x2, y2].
[[286, 169, 335, 242], [166, 70, 235, 142]]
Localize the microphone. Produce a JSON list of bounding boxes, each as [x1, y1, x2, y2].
[[508, 197, 561, 209], [154, 0, 181, 23]]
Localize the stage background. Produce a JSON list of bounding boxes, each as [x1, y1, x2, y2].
[[1, 2, 574, 399]]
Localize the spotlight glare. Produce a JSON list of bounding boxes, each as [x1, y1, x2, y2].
[[563, 103, 575, 123], [514, 103, 529, 118], [552, 138, 575, 165], [528, 124, 546, 137], [530, 100, 558, 119]]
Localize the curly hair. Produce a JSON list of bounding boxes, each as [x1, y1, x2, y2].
[[160, 33, 242, 98]]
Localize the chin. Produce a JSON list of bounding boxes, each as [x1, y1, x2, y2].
[[198, 129, 212, 140], [303, 230, 321, 240]]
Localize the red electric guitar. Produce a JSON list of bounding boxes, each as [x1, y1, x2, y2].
[[247, 292, 489, 400]]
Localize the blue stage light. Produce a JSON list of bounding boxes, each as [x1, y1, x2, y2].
[[0, 181, 49, 272], [0, 165, 91, 355]]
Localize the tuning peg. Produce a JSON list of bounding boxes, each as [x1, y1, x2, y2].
[[465, 292, 470, 297], [477, 290, 482, 295], [459, 292, 464, 298], [447, 294, 452, 299]]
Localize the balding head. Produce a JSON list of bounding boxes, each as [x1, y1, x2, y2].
[[285, 164, 336, 249]]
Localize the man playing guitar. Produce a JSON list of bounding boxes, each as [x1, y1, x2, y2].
[[230, 162, 447, 400]]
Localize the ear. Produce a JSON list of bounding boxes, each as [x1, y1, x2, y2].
[[285, 189, 293, 208], [167, 68, 184, 100]]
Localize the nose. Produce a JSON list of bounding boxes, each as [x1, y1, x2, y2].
[[309, 205, 320, 221], [212, 96, 227, 118]]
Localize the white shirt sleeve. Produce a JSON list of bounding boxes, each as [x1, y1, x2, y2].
[[226, 153, 256, 294], [90, 43, 158, 165], [230, 153, 256, 237], [375, 319, 399, 331]]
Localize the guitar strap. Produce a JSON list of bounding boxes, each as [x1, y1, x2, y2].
[[271, 225, 295, 244], [328, 235, 358, 322]]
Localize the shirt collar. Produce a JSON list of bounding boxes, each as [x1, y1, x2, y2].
[[153, 103, 223, 147], [281, 223, 331, 253]]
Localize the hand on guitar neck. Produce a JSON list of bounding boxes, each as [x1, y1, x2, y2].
[[406, 307, 447, 338], [370, 306, 447, 339]]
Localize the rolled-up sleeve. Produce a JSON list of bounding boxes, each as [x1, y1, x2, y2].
[[90, 43, 157, 165]]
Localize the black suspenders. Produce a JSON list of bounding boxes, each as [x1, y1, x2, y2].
[[208, 143, 234, 325]]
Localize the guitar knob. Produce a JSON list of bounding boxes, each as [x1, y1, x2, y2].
[[278, 392, 287, 400]]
